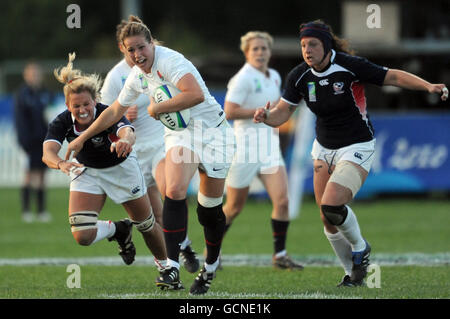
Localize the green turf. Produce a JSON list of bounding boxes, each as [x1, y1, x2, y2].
[[0, 187, 449, 299]]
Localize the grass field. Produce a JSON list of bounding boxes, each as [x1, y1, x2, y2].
[[0, 187, 449, 302]]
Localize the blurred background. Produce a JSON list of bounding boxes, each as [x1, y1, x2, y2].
[[0, 0, 449, 203]]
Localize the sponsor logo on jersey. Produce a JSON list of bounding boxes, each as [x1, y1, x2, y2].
[[333, 82, 344, 95], [319, 79, 329, 86], [307, 82, 316, 102]]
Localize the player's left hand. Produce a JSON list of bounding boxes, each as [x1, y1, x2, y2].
[[147, 97, 160, 120], [65, 137, 84, 160], [110, 139, 133, 158]]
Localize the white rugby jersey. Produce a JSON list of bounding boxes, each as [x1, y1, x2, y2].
[[226, 63, 281, 130], [101, 59, 164, 144], [118, 45, 225, 128]]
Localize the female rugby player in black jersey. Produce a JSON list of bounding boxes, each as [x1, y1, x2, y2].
[[254, 20, 448, 287]]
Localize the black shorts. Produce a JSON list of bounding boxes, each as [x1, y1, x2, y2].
[[26, 144, 47, 170]]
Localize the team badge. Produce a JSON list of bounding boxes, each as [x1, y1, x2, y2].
[[91, 136, 103, 146], [157, 70, 165, 81], [333, 82, 344, 95]]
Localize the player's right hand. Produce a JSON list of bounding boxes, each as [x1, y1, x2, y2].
[[253, 101, 270, 123]]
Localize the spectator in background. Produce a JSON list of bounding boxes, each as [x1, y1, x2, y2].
[[13, 62, 53, 223]]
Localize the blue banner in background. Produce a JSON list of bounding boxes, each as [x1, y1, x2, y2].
[[359, 113, 450, 197], [296, 113, 450, 198]]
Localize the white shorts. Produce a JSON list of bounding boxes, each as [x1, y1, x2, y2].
[[226, 146, 285, 189], [70, 154, 147, 204], [134, 140, 166, 187], [164, 119, 236, 179], [311, 139, 376, 172]]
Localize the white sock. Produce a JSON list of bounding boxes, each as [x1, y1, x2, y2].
[[204, 258, 220, 272], [324, 228, 353, 276], [336, 206, 366, 252], [168, 258, 180, 270], [92, 220, 116, 244], [274, 250, 287, 259], [179, 236, 191, 250], [154, 258, 169, 271]]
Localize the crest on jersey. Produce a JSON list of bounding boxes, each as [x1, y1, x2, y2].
[[333, 82, 344, 95], [157, 70, 165, 81], [91, 136, 103, 147]]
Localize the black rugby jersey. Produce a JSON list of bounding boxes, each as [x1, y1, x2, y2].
[[45, 103, 134, 168], [282, 50, 388, 149]]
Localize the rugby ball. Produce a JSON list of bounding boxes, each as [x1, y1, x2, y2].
[[154, 84, 190, 131]]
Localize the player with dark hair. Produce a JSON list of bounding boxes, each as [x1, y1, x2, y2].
[[254, 20, 448, 287]]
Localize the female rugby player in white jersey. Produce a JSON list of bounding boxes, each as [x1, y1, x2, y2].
[[100, 19, 199, 274], [223, 31, 303, 270], [65, 16, 235, 295], [43, 53, 169, 280], [254, 20, 448, 287]]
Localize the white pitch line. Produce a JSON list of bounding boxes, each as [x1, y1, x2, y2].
[[0, 252, 448, 267], [98, 291, 362, 299]]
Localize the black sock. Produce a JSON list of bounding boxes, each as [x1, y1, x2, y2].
[[271, 219, 289, 254], [197, 203, 226, 265], [36, 188, 46, 213], [21, 186, 31, 213], [162, 197, 188, 263]]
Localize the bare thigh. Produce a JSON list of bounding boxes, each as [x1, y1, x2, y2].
[[165, 146, 199, 200], [259, 166, 289, 221]]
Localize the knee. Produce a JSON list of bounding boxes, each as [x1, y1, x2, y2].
[[69, 211, 98, 246], [320, 204, 348, 226], [274, 196, 289, 214], [223, 201, 244, 221], [165, 184, 188, 200], [73, 231, 95, 246]]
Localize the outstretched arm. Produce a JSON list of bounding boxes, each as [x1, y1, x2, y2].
[[254, 100, 297, 127], [383, 69, 448, 101]]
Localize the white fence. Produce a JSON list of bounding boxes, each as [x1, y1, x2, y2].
[[0, 120, 70, 187]]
